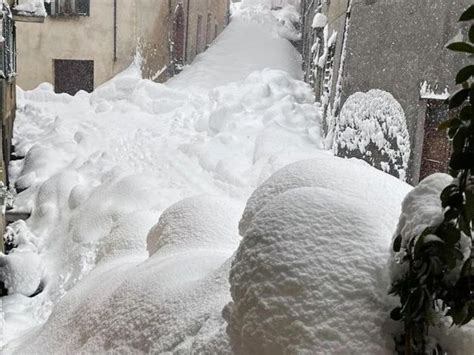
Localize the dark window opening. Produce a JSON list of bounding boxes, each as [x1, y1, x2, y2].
[[54, 59, 94, 95], [49, 0, 90, 17], [1, 3, 16, 79]]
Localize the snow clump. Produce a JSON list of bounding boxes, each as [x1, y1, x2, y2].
[[334, 89, 411, 181], [225, 153, 412, 354]]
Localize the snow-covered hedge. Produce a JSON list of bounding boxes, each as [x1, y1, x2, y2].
[[389, 173, 474, 353], [334, 89, 411, 181]]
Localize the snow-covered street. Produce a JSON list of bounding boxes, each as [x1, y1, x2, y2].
[[1, 1, 473, 354]]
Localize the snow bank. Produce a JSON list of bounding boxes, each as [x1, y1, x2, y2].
[[10, 196, 239, 354], [389, 173, 474, 353], [3, 3, 322, 351], [334, 89, 411, 181], [240, 150, 410, 236], [226, 154, 412, 354], [312, 13, 327, 28]]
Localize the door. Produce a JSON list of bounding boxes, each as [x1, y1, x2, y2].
[[54, 59, 94, 95]]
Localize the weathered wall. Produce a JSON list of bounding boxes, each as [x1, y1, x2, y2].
[[340, 0, 471, 183], [16, 0, 230, 90], [136, 0, 174, 81], [16, 0, 137, 90], [185, 0, 229, 63]]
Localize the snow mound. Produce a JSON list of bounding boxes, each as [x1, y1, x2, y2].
[[226, 155, 412, 353], [312, 13, 327, 28], [0, 251, 43, 296], [240, 150, 411, 236], [273, 5, 302, 41], [8, 195, 240, 354], [147, 195, 241, 256], [334, 89, 411, 181]]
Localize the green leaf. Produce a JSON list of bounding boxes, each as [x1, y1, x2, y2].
[[390, 307, 402, 321], [441, 224, 461, 244], [452, 128, 468, 153], [449, 88, 470, 109], [441, 185, 462, 208], [450, 152, 474, 170], [393, 235, 402, 252], [466, 190, 474, 221], [444, 207, 459, 221], [456, 65, 474, 84], [459, 106, 473, 121], [447, 42, 474, 54], [460, 5, 474, 21]]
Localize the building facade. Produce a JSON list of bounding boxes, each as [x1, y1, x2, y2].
[[16, 0, 230, 94], [0, 0, 45, 251], [301, 0, 470, 184]]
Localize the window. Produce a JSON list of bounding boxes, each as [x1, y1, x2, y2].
[[47, 0, 90, 17], [0, 3, 16, 79]]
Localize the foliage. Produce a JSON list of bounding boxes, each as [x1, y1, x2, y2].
[[389, 5, 474, 354]]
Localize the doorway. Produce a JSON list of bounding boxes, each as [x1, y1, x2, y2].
[[54, 59, 94, 95]]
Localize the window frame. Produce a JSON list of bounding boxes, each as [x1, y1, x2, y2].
[[47, 0, 90, 17]]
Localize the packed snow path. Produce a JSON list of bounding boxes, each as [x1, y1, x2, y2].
[[2, 3, 322, 352]]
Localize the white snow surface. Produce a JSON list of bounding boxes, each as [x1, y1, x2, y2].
[[1, 4, 322, 353], [226, 155, 412, 354], [3, 2, 465, 354], [312, 13, 327, 28]]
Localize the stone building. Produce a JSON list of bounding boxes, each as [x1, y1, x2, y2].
[[0, 0, 45, 251], [301, 0, 470, 184], [15, 0, 230, 94]]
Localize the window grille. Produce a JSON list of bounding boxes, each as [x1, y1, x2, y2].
[[47, 0, 90, 17]]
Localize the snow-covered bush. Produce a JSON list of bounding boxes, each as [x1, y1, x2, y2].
[[0, 251, 43, 296], [389, 7, 474, 353], [389, 174, 474, 353], [225, 154, 412, 354], [334, 89, 411, 181]]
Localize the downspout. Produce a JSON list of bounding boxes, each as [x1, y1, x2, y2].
[[184, 0, 190, 64], [113, 0, 117, 62]]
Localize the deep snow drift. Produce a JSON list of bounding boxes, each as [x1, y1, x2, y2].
[[2, 2, 322, 352], [2, 1, 472, 354]]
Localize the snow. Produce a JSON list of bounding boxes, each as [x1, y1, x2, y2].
[[13, 0, 46, 17], [226, 155, 412, 354], [312, 13, 327, 28], [334, 89, 411, 181], [419, 81, 450, 100], [389, 173, 474, 353], [3, 1, 469, 354], [1, 4, 322, 352], [7, 196, 239, 354], [272, 5, 302, 41]]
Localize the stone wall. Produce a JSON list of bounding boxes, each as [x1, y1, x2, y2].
[[301, 0, 470, 184]]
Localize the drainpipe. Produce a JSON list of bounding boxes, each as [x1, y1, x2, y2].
[[184, 0, 191, 64], [113, 0, 117, 62]]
